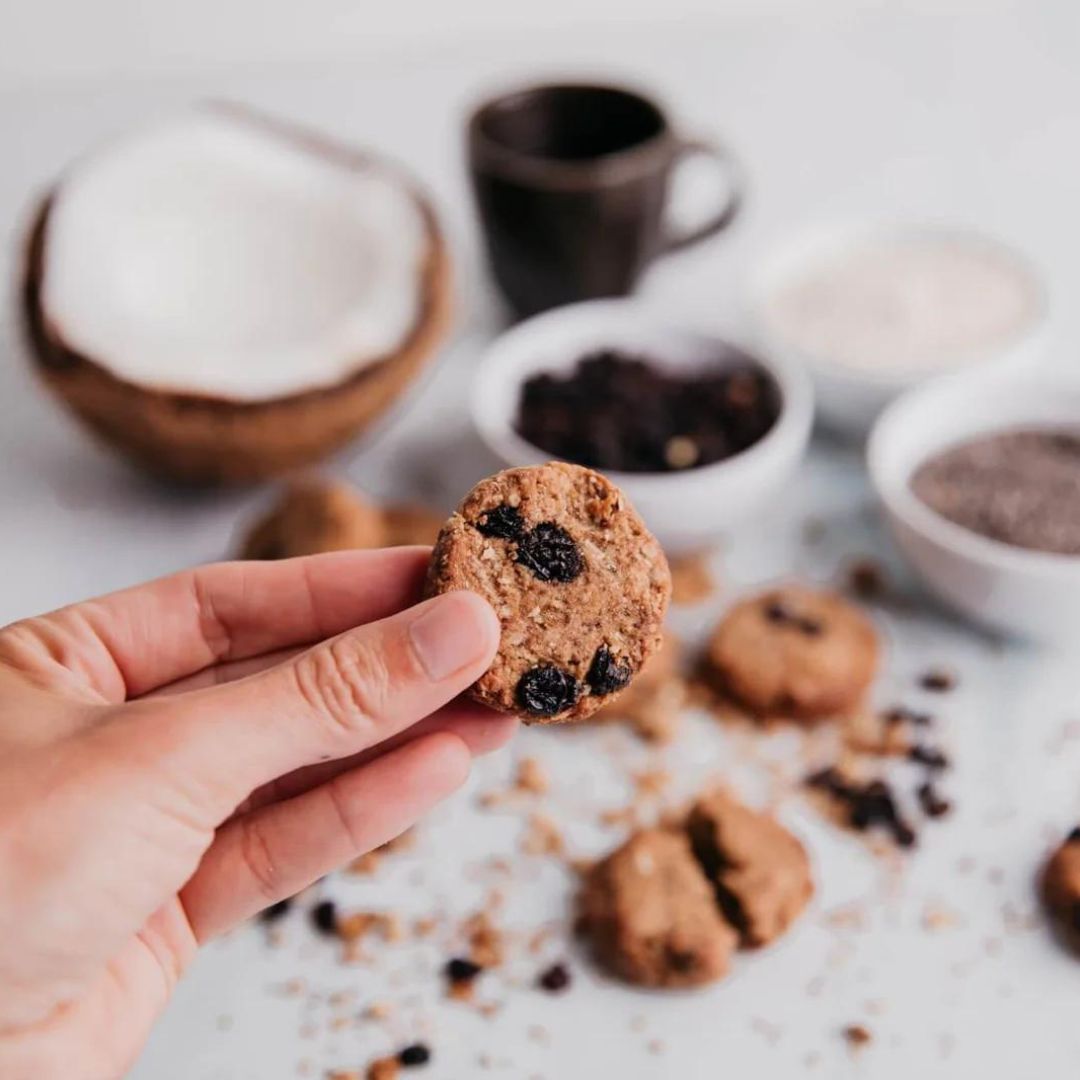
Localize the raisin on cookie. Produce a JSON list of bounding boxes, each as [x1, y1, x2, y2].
[[686, 789, 814, 947], [423, 463, 670, 724], [705, 586, 878, 719], [1041, 827, 1080, 953], [578, 829, 737, 988]]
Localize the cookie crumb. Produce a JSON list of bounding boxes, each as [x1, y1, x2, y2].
[[366, 1058, 400, 1080], [842, 1024, 872, 1050], [846, 558, 887, 599], [522, 813, 564, 857], [515, 756, 550, 795]]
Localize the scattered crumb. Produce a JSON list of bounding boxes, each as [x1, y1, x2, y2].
[[515, 757, 550, 795], [366, 1057, 400, 1080], [920, 668, 957, 693], [521, 813, 564, 857], [842, 1024, 872, 1050], [464, 911, 504, 969]]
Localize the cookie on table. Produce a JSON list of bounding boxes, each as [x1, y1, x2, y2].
[[1041, 827, 1080, 952], [705, 585, 878, 719], [578, 829, 737, 988], [424, 462, 671, 724], [241, 478, 384, 559], [686, 789, 813, 948]]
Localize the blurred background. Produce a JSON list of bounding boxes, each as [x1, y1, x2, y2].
[[3, 1, 1080, 1077]]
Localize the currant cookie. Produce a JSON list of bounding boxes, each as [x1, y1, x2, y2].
[[424, 463, 670, 723], [706, 585, 878, 719]]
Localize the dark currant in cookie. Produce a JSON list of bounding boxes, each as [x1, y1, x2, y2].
[[514, 521, 584, 583], [586, 645, 632, 696], [475, 503, 525, 540], [516, 664, 582, 717]]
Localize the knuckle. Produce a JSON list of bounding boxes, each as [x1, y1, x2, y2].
[[293, 636, 394, 742], [238, 814, 283, 904]]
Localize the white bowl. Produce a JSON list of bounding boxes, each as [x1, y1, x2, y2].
[[868, 371, 1080, 641], [748, 220, 1049, 439], [470, 298, 814, 552]]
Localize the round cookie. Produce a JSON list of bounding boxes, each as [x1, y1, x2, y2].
[[1041, 827, 1080, 952], [241, 478, 385, 559], [579, 829, 737, 988], [706, 586, 878, 719], [423, 462, 670, 723], [686, 788, 813, 948]]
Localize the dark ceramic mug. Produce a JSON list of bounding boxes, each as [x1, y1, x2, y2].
[[468, 82, 743, 317]]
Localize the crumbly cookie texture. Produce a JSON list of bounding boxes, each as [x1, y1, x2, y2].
[[705, 585, 878, 719], [579, 829, 737, 988], [686, 789, 814, 947], [240, 477, 443, 559], [1041, 828, 1080, 952], [423, 463, 671, 724]]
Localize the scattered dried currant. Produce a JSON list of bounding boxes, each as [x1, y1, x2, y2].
[[398, 1044, 432, 1067], [514, 522, 584, 583], [585, 645, 632, 696], [445, 957, 482, 985], [516, 665, 581, 717], [917, 781, 952, 819], [260, 897, 293, 923], [909, 744, 950, 770], [311, 900, 338, 936], [475, 504, 525, 540], [1069, 826, 1080, 844], [920, 668, 956, 692], [537, 962, 572, 992]]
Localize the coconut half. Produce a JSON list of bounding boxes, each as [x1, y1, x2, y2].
[[22, 105, 452, 485]]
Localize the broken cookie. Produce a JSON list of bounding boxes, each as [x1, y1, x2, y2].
[[686, 789, 813, 947], [579, 829, 737, 988]]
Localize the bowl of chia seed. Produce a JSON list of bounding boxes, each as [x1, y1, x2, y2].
[[471, 298, 813, 551], [869, 369, 1080, 640]]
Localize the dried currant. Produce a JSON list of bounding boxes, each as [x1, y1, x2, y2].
[[514, 522, 584, 583], [398, 1044, 432, 1067], [1069, 826, 1080, 844], [475, 503, 525, 540], [516, 665, 581, 717], [586, 644, 631, 696]]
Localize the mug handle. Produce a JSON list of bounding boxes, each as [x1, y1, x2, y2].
[[660, 137, 744, 254]]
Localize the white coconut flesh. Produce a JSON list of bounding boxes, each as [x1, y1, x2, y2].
[[39, 110, 431, 402]]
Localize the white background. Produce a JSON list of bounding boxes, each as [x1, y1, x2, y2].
[[2, 1, 1080, 1078]]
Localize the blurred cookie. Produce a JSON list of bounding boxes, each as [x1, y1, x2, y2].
[[381, 503, 444, 547], [424, 463, 670, 724], [241, 477, 384, 559], [579, 828, 737, 987], [686, 789, 813, 947], [1041, 827, 1080, 952], [705, 586, 878, 718]]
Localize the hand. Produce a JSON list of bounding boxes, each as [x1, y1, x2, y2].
[[0, 548, 510, 1079]]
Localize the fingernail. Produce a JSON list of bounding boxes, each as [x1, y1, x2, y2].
[[409, 592, 499, 681]]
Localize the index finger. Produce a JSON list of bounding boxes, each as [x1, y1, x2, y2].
[[9, 547, 432, 702]]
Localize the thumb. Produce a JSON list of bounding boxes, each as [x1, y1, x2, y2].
[[132, 589, 501, 817]]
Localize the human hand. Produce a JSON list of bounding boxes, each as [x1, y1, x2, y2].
[[0, 548, 510, 1079]]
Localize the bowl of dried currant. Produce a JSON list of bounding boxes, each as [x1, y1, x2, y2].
[[471, 298, 814, 550]]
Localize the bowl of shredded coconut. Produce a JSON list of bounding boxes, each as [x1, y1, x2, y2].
[[749, 220, 1048, 437]]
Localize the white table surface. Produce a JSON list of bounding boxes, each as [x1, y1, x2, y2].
[[2, 3, 1080, 1077]]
